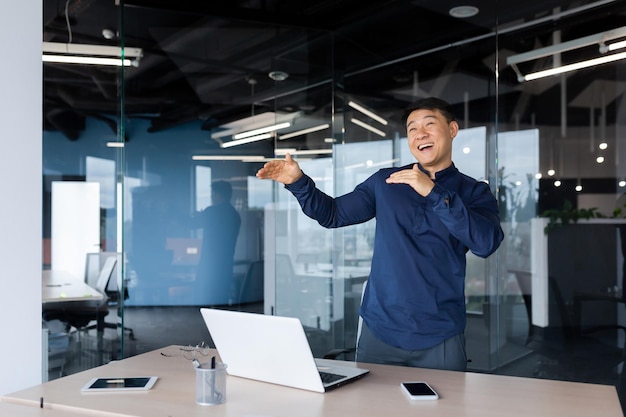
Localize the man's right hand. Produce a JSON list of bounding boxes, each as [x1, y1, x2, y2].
[[256, 153, 303, 185]]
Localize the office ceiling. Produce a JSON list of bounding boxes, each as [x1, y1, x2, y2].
[[42, 0, 626, 142]]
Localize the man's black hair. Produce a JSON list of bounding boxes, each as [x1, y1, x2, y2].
[[212, 180, 233, 200], [402, 97, 456, 127]]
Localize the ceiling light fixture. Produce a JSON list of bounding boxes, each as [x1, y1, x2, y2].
[[507, 26, 626, 82], [347, 101, 388, 125], [600, 38, 626, 53], [274, 149, 333, 156], [268, 70, 289, 81], [278, 124, 330, 140], [42, 42, 143, 67], [192, 155, 268, 162], [351, 118, 386, 137], [449, 5, 479, 18], [221, 133, 272, 148], [521, 51, 626, 81], [233, 122, 291, 140]]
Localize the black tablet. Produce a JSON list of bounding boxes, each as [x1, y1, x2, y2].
[[81, 377, 158, 392]]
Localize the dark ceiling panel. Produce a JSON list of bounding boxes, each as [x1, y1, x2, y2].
[[42, 0, 626, 140]]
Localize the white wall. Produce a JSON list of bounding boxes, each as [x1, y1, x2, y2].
[[0, 1, 43, 394]]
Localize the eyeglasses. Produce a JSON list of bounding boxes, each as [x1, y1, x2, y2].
[[160, 342, 211, 360], [180, 342, 211, 360]]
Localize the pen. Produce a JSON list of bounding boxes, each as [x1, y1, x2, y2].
[[209, 356, 216, 403]]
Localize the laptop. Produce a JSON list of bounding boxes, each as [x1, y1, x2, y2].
[[200, 308, 369, 393]]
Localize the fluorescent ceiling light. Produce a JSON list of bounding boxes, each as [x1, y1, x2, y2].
[[106, 142, 124, 148], [43, 55, 134, 66], [278, 124, 330, 140], [507, 26, 626, 82], [274, 149, 333, 156], [233, 122, 291, 140], [211, 112, 299, 140], [522, 51, 626, 81], [344, 158, 399, 170], [221, 133, 272, 148], [348, 101, 388, 125], [192, 155, 268, 162], [607, 39, 626, 51], [350, 118, 386, 137], [42, 42, 143, 67]]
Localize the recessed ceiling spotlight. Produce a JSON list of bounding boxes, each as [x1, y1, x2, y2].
[[269, 71, 289, 81], [102, 28, 116, 40], [449, 5, 479, 18]]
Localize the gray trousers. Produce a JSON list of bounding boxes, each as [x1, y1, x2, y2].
[[356, 321, 467, 371]]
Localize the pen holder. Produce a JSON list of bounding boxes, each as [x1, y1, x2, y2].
[[195, 362, 227, 405]]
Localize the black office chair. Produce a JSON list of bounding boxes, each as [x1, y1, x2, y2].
[[43, 254, 135, 340], [510, 270, 536, 344], [238, 260, 264, 307], [83, 253, 135, 340], [324, 280, 367, 360], [42, 256, 114, 335]]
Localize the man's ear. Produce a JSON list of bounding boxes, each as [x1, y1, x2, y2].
[[449, 120, 459, 139]]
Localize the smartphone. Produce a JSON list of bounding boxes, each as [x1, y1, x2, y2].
[[400, 381, 439, 400]]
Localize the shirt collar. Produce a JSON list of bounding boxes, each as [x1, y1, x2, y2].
[[416, 162, 457, 180]]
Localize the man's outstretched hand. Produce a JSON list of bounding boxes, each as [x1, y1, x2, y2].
[[256, 153, 303, 185]]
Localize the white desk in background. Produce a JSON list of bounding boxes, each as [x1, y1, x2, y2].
[[42, 270, 103, 303], [291, 264, 369, 330], [3, 345, 622, 417]]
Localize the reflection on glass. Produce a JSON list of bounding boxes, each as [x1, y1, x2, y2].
[[192, 181, 241, 306]]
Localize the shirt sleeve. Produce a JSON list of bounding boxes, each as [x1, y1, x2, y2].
[[427, 182, 504, 258], [285, 173, 376, 228]]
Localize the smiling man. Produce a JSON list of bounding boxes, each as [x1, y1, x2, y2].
[[256, 97, 504, 371]]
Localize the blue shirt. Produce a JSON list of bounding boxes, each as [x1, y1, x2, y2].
[[285, 163, 504, 350]]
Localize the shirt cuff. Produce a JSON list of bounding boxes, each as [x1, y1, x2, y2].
[[284, 174, 310, 192], [427, 183, 451, 207]]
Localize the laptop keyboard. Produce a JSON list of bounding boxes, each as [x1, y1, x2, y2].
[[319, 371, 346, 385]]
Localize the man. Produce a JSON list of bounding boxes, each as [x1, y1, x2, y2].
[[256, 97, 503, 371], [193, 181, 241, 303]]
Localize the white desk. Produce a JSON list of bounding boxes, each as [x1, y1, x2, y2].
[[0, 400, 91, 416], [3, 345, 622, 417], [42, 270, 103, 303]]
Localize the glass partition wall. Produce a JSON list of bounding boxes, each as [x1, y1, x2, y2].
[[42, 0, 626, 404]]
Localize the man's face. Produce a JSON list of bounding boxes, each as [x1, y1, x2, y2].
[[406, 108, 458, 174]]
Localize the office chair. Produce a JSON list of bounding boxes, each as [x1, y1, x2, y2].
[[510, 270, 535, 344], [42, 257, 115, 335], [238, 260, 264, 307], [83, 252, 135, 340], [323, 280, 367, 360]]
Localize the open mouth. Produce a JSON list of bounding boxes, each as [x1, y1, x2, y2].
[[418, 143, 434, 151]]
